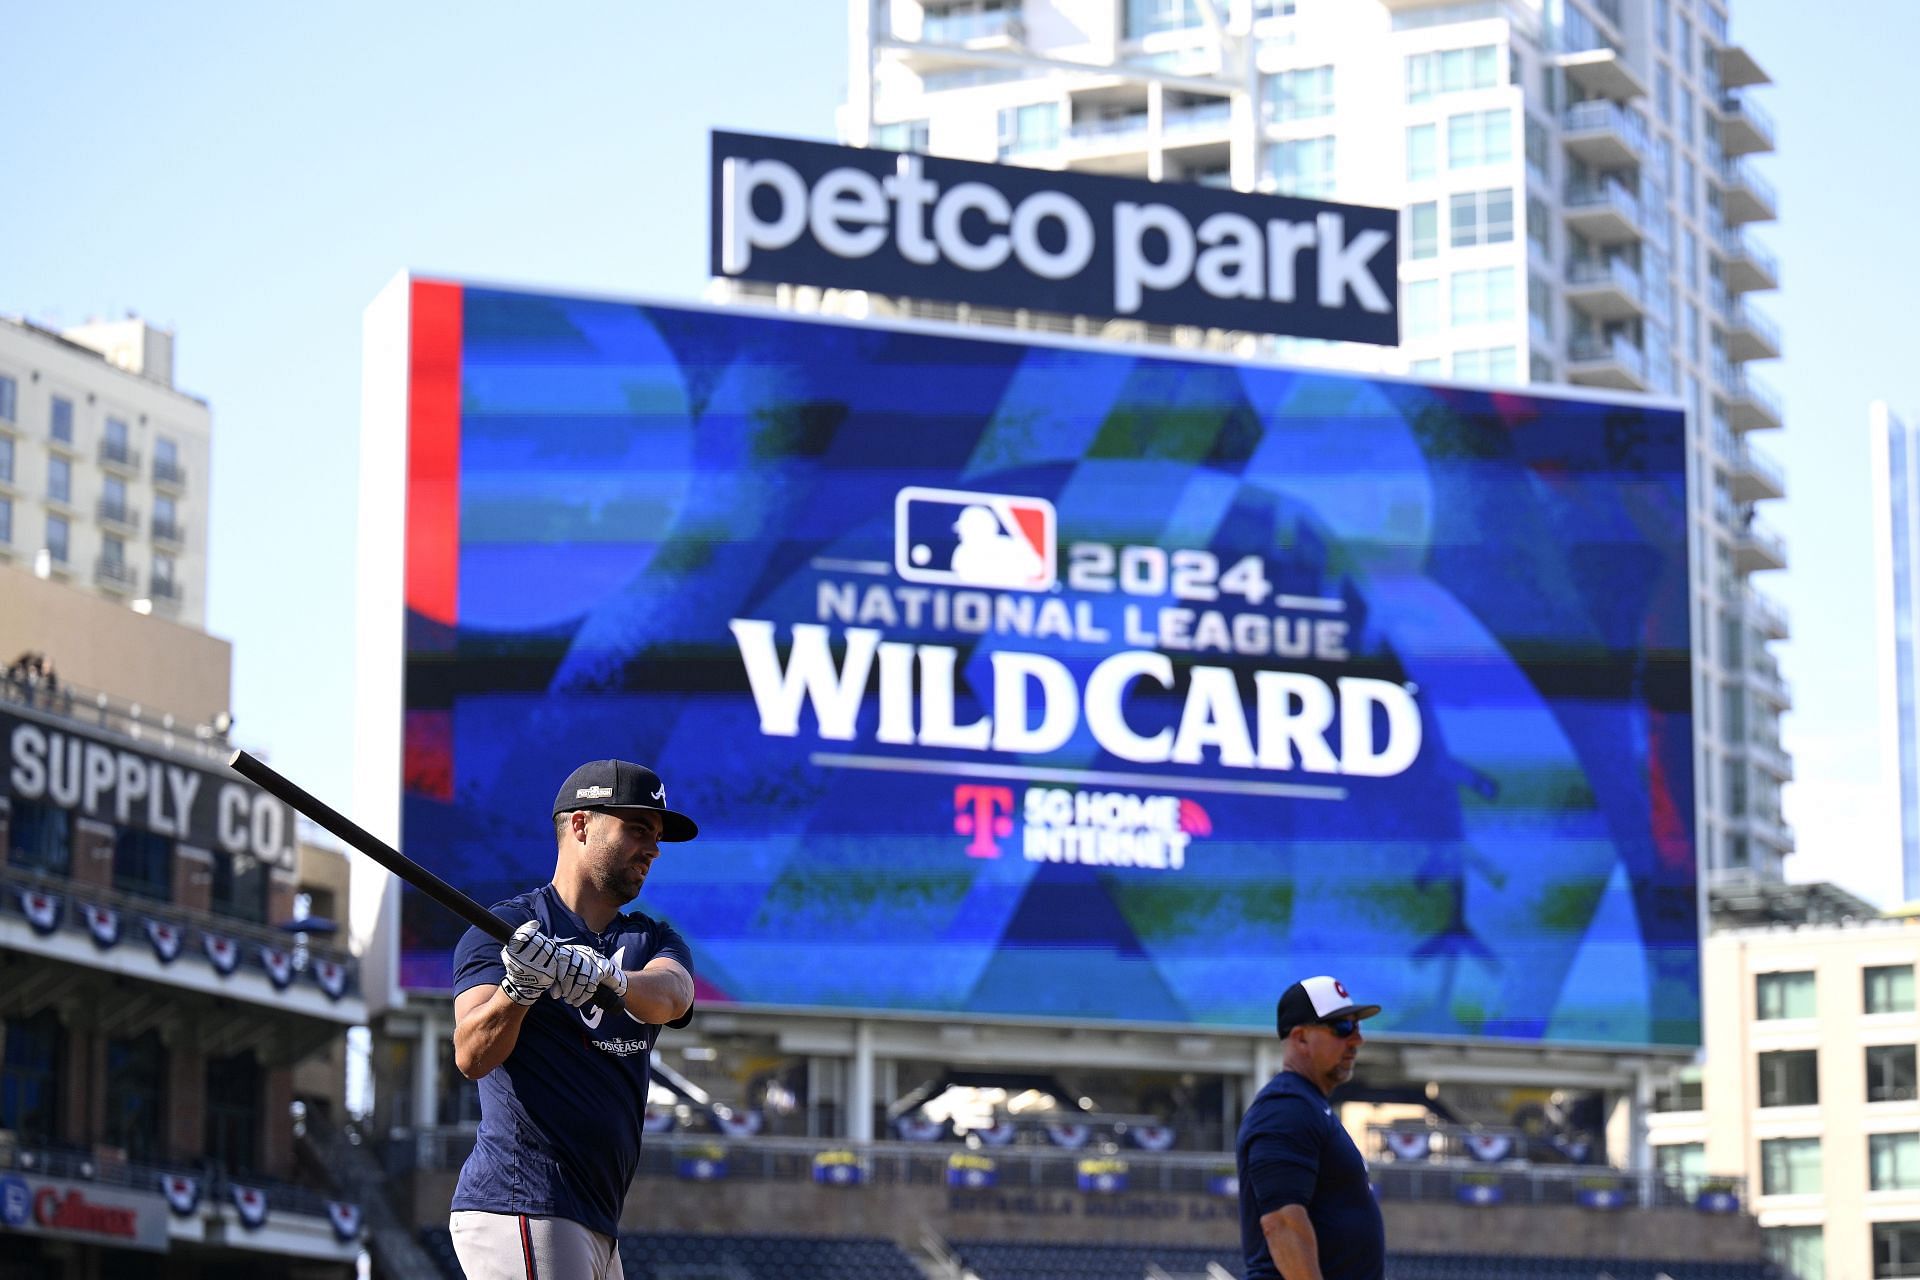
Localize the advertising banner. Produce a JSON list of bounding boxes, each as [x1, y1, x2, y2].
[[1, 707, 297, 868], [0, 1173, 171, 1252], [395, 280, 1697, 1047], [709, 131, 1399, 345]]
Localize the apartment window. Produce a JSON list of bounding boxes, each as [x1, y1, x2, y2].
[[1655, 1141, 1704, 1188], [0, 373, 16, 422], [0, 496, 11, 547], [1765, 1227, 1823, 1280], [997, 102, 1059, 156], [153, 551, 178, 597], [154, 492, 178, 534], [0, 434, 11, 485], [1760, 1137, 1822, 1196], [1677, 15, 1694, 71], [206, 1051, 263, 1175], [1406, 124, 1437, 181], [871, 119, 930, 153], [113, 827, 172, 902], [1683, 156, 1698, 217], [1721, 756, 1746, 816], [1, 1010, 64, 1144], [1124, 0, 1199, 38], [1529, 353, 1554, 383], [47, 454, 70, 504], [1524, 114, 1550, 182], [1405, 45, 1498, 104], [1657, 65, 1673, 123], [1654, 0, 1671, 49], [1409, 357, 1444, 377], [1452, 347, 1518, 384], [1269, 136, 1335, 197], [1404, 279, 1441, 336], [1447, 109, 1512, 169], [1757, 971, 1815, 1020], [1449, 188, 1514, 247], [1449, 266, 1516, 325], [1869, 966, 1917, 1015], [1405, 202, 1438, 259], [6, 800, 69, 875], [46, 513, 69, 565], [1724, 832, 1749, 869], [1528, 273, 1554, 338], [1526, 194, 1551, 255], [105, 1029, 167, 1162], [212, 851, 267, 923], [1267, 65, 1334, 121], [1875, 1222, 1920, 1278], [1870, 1045, 1919, 1103], [1876, 1134, 1920, 1192], [50, 396, 73, 444], [1758, 1050, 1818, 1107], [103, 473, 128, 522]]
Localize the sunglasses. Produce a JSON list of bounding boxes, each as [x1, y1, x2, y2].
[[1319, 1017, 1362, 1038]]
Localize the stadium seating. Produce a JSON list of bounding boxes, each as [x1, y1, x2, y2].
[[951, 1241, 1786, 1280], [620, 1233, 924, 1279]]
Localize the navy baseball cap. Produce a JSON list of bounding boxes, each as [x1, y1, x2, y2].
[[553, 760, 698, 842], [1276, 976, 1382, 1037]]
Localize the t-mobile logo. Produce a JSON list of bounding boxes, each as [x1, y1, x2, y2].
[[953, 784, 1015, 858]]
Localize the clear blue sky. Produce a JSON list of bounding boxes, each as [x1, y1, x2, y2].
[[2, 2, 1914, 904]]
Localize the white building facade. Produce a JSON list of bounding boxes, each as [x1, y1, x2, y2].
[[1650, 916, 1920, 1279], [835, 0, 1789, 887], [0, 316, 212, 629]]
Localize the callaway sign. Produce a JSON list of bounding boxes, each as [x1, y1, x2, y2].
[[710, 131, 1398, 344]]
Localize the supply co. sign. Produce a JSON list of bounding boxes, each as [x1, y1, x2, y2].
[[710, 131, 1398, 345]]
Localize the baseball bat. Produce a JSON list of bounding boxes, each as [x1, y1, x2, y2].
[[227, 749, 625, 1015]]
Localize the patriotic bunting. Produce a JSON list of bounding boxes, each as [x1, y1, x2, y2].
[[712, 1109, 762, 1138], [642, 1107, 677, 1134], [313, 958, 348, 1000], [19, 889, 62, 935], [971, 1118, 1017, 1147], [229, 1182, 268, 1229], [160, 1173, 200, 1216], [1045, 1122, 1090, 1150], [82, 903, 120, 948], [258, 945, 294, 990], [1384, 1130, 1434, 1160], [1128, 1124, 1176, 1152], [203, 933, 240, 976], [894, 1114, 945, 1142], [144, 918, 183, 963], [1464, 1133, 1515, 1162], [326, 1201, 363, 1241]]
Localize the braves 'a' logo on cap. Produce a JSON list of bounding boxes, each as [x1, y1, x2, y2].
[[895, 486, 1056, 591]]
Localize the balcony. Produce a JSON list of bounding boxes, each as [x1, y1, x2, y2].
[[1716, 93, 1775, 155], [1746, 587, 1789, 640], [1718, 295, 1781, 362], [1562, 180, 1642, 244], [1729, 438, 1784, 503], [98, 440, 142, 474], [1553, 19, 1646, 103], [1562, 99, 1648, 169], [1735, 514, 1787, 574], [1566, 332, 1649, 391], [1749, 810, 1796, 854], [1715, 359, 1783, 432], [920, 5, 1023, 46], [94, 555, 139, 593], [1565, 257, 1647, 321], [1747, 732, 1794, 781], [152, 456, 187, 490], [1714, 225, 1779, 293], [151, 515, 186, 548], [1716, 41, 1770, 90], [150, 576, 183, 610], [1749, 654, 1793, 709], [1718, 158, 1777, 224], [97, 498, 141, 531]]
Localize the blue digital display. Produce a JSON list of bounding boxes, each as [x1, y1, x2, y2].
[[399, 281, 1698, 1048]]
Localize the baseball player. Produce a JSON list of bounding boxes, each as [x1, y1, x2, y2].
[[1236, 976, 1385, 1280], [448, 760, 698, 1280]]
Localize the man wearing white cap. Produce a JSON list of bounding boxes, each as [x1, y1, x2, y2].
[[1235, 976, 1385, 1280]]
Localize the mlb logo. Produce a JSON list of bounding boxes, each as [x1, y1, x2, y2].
[[895, 486, 1057, 591]]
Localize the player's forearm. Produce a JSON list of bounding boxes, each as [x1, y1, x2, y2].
[[1262, 1205, 1324, 1280], [623, 965, 694, 1025], [453, 988, 532, 1079]]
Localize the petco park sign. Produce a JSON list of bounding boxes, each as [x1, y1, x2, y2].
[[710, 131, 1398, 345]]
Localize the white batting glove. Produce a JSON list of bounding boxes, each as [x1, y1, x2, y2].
[[550, 944, 627, 1008], [502, 919, 561, 976], [500, 950, 555, 1005]]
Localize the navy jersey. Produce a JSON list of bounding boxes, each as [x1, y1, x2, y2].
[[1235, 1071, 1384, 1280], [450, 884, 692, 1237]]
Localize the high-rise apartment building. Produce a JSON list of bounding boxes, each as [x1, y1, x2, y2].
[[1874, 401, 1920, 904], [0, 315, 211, 628], [833, 0, 1788, 887]]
